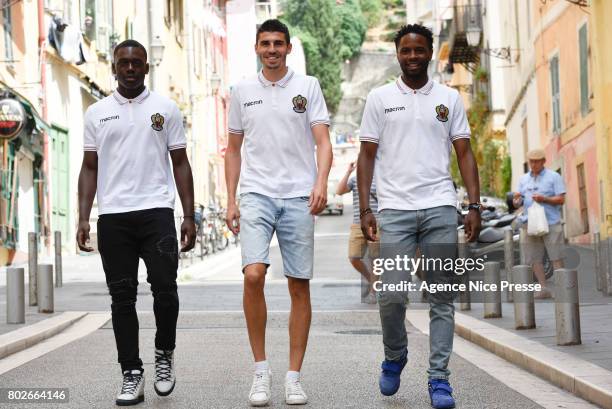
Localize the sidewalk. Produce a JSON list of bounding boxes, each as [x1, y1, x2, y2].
[[453, 245, 612, 408]]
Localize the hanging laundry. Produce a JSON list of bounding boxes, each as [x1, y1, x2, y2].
[[48, 15, 87, 65]]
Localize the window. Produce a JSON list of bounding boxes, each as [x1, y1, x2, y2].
[[550, 55, 561, 135], [577, 163, 588, 234], [579, 23, 589, 117], [80, 0, 113, 56], [3, 5, 13, 62]]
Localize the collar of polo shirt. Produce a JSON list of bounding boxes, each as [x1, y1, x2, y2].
[[395, 76, 434, 95], [257, 67, 295, 88], [112, 87, 151, 105]]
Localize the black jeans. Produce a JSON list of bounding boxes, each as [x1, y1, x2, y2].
[[98, 208, 179, 372]]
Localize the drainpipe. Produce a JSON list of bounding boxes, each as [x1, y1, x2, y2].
[[147, 0, 155, 90], [37, 0, 50, 253]]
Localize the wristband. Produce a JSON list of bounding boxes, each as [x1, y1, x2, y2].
[[360, 208, 373, 219]]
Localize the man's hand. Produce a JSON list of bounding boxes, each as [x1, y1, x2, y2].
[[463, 209, 481, 242], [309, 182, 328, 215], [226, 202, 240, 235], [180, 218, 196, 252], [76, 220, 94, 252], [361, 212, 377, 242], [532, 193, 545, 203], [347, 162, 356, 172]]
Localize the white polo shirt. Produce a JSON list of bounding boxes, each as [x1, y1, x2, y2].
[[359, 78, 470, 211], [83, 87, 187, 215], [228, 67, 330, 198]]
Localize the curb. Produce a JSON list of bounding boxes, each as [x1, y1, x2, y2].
[[0, 311, 87, 359], [454, 312, 612, 409]]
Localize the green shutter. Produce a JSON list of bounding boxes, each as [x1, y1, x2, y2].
[[579, 24, 589, 116], [550, 56, 561, 134]]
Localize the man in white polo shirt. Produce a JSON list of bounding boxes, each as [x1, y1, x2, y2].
[[357, 25, 481, 409], [76, 40, 196, 406], [224, 19, 332, 407]]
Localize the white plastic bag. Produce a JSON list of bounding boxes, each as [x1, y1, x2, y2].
[[527, 202, 549, 236]]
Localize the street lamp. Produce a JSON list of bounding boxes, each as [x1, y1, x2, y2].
[[211, 72, 222, 95], [150, 37, 165, 67], [466, 27, 481, 47]]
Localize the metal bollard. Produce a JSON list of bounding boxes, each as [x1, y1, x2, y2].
[[594, 233, 602, 292], [458, 232, 471, 311], [504, 229, 514, 302], [484, 261, 502, 318], [7, 268, 25, 324], [37, 264, 54, 313], [28, 232, 38, 306], [512, 265, 536, 329], [519, 228, 527, 265], [54, 231, 63, 288], [554, 268, 581, 346]]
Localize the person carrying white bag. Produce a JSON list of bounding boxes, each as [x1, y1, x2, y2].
[[513, 149, 566, 299], [527, 202, 549, 236]]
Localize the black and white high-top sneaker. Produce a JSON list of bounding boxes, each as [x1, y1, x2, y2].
[[154, 349, 176, 396], [116, 369, 144, 406]]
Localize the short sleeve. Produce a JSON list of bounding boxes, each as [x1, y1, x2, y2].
[[83, 108, 96, 152], [307, 78, 330, 128], [359, 92, 381, 144], [167, 103, 187, 151], [347, 176, 355, 192], [228, 86, 244, 135], [517, 176, 526, 196], [553, 172, 566, 195], [450, 93, 471, 142]]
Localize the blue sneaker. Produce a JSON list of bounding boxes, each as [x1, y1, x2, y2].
[[428, 379, 455, 409], [378, 353, 407, 396]]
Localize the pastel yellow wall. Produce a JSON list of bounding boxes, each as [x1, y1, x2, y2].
[[591, 0, 612, 238]]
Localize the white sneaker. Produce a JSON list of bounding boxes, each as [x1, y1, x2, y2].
[[249, 369, 271, 407], [285, 378, 308, 405], [154, 349, 176, 396], [116, 369, 144, 406]]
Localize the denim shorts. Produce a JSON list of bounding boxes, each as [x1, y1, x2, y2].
[[239, 192, 315, 279]]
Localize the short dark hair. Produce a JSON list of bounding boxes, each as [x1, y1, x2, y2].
[[394, 24, 434, 50], [256, 19, 290, 44], [113, 39, 148, 61]]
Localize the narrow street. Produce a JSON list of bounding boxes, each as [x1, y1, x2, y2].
[[0, 207, 596, 408]]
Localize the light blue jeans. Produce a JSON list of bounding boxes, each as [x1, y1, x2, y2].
[[377, 205, 458, 380], [239, 192, 315, 279]]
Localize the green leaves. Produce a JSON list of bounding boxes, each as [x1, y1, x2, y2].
[[281, 0, 373, 113]]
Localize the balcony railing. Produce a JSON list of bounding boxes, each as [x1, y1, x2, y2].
[[448, 3, 483, 65]]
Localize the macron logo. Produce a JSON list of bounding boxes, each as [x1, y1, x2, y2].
[[384, 106, 405, 114], [244, 100, 263, 108], [100, 115, 119, 124]]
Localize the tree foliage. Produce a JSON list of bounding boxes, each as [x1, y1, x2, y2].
[[281, 0, 373, 113]]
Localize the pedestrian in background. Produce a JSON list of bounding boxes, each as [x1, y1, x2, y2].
[[76, 39, 196, 406], [336, 160, 379, 304], [513, 148, 566, 299], [224, 19, 332, 407], [358, 24, 481, 409]]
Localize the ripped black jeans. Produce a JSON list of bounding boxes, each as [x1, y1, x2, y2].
[[97, 208, 179, 372]]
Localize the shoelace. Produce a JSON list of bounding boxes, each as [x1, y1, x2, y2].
[[121, 373, 142, 395], [155, 351, 173, 382], [286, 380, 305, 397], [251, 372, 270, 395]]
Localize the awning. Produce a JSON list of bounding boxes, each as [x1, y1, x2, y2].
[[19, 98, 51, 134]]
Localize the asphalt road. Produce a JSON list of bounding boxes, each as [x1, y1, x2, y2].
[[0, 207, 549, 408]]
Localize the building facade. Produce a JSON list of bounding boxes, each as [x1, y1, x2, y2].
[[533, 0, 597, 242], [0, 0, 230, 263]]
